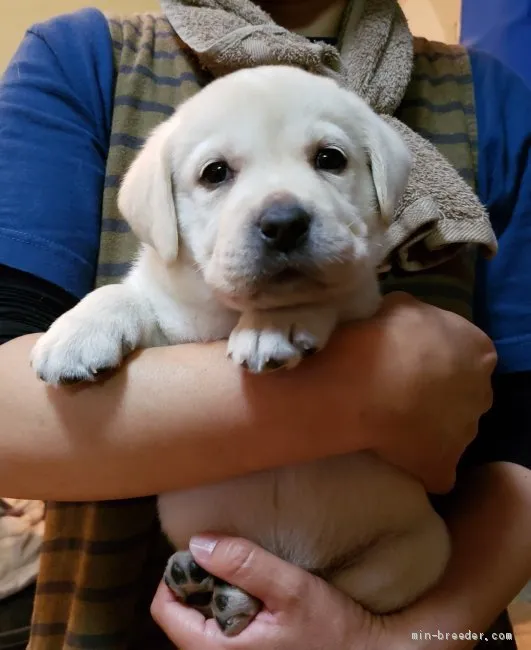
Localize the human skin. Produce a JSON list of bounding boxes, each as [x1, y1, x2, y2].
[[151, 463, 531, 650], [257, 0, 349, 35], [0, 292, 495, 501], [149, 2, 530, 647]]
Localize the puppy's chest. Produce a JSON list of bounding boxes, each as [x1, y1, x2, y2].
[[156, 301, 239, 344]]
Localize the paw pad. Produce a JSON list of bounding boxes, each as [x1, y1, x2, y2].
[[163, 550, 262, 636]]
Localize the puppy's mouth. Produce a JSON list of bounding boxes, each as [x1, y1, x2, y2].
[[260, 263, 329, 291], [207, 254, 346, 311], [269, 268, 304, 284], [221, 266, 331, 310]]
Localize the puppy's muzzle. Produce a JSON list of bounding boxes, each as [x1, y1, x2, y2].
[[258, 201, 311, 254]]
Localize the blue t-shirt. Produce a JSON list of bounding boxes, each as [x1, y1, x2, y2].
[[461, 0, 531, 89], [1, 8, 531, 375]]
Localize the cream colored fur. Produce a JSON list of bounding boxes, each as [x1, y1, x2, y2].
[[30, 66, 450, 613]]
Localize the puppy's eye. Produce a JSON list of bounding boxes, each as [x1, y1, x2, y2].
[[200, 161, 232, 185], [314, 147, 348, 173]]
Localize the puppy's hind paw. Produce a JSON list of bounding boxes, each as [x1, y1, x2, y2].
[[212, 580, 261, 637], [163, 551, 262, 636], [163, 551, 214, 615]]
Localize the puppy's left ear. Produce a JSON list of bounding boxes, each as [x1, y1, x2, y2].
[[362, 111, 412, 225], [118, 118, 178, 263]]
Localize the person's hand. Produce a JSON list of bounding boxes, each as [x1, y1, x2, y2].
[[151, 535, 389, 650], [319, 291, 497, 494]]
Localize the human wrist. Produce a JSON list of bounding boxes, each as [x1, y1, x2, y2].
[[379, 619, 467, 650], [378, 464, 531, 650], [343, 610, 436, 650], [329, 301, 445, 485]]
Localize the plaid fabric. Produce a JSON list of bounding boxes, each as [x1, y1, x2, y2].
[[383, 36, 479, 320], [28, 15, 485, 650]]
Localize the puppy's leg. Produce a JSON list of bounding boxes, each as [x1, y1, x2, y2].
[[227, 305, 337, 373], [327, 517, 450, 614], [164, 551, 261, 637], [30, 283, 160, 385]]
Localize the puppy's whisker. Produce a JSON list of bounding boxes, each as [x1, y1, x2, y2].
[[192, 260, 207, 274], [318, 253, 346, 267]]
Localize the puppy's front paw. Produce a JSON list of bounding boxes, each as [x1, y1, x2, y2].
[[31, 319, 128, 386], [30, 285, 148, 386], [227, 307, 337, 373]]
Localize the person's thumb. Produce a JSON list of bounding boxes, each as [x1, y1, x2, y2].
[[189, 534, 313, 611]]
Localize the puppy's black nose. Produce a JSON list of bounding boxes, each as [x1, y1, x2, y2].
[[258, 202, 311, 253]]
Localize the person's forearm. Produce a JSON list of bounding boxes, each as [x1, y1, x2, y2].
[[1, 331, 379, 502], [1, 293, 495, 501], [394, 462, 531, 649]]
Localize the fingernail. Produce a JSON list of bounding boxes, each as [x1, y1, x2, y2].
[[189, 535, 219, 562]]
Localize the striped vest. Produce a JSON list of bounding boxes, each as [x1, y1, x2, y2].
[[29, 14, 480, 650]]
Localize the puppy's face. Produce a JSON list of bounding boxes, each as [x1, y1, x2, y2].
[[119, 66, 411, 310]]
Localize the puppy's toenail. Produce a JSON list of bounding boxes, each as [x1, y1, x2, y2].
[[189, 560, 210, 583], [60, 376, 84, 386], [93, 366, 114, 375], [214, 594, 229, 611], [303, 347, 317, 357], [170, 563, 187, 585], [240, 360, 249, 370], [217, 618, 229, 632]]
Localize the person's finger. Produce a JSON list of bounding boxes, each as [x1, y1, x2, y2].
[[151, 581, 223, 650], [189, 535, 313, 612]]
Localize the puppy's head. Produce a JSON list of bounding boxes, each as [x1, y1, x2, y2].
[[118, 66, 411, 310]]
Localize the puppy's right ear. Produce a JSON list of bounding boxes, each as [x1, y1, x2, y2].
[[118, 119, 178, 263]]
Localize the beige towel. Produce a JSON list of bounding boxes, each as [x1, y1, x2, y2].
[[160, 0, 497, 270], [0, 498, 44, 599]]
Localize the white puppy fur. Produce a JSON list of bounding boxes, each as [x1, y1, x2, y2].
[[31, 66, 450, 618]]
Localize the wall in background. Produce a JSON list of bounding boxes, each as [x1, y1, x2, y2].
[[398, 0, 461, 44]]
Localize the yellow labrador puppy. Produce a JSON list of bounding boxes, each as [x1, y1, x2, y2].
[[31, 66, 450, 636]]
